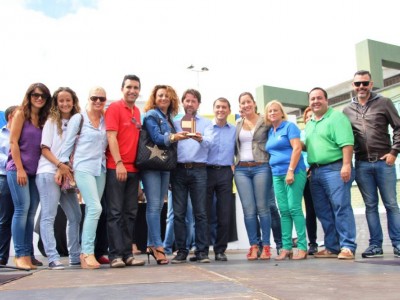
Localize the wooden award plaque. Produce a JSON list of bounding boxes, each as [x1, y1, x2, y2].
[[181, 113, 196, 136]]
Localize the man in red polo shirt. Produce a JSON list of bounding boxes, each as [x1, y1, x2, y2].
[[105, 74, 145, 268]]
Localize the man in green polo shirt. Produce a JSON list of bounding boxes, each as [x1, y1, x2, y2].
[[305, 87, 357, 260]]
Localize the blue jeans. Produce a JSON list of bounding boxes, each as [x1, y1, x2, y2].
[[355, 160, 400, 247], [0, 175, 13, 263], [141, 170, 170, 248], [234, 163, 272, 246], [36, 173, 81, 264], [163, 191, 195, 254], [171, 166, 208, 254], [7, 171, 40, 257], [75, 171, 106, 254], [310, 161, 357, 253]]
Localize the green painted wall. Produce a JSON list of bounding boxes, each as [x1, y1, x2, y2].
[[255, 85, 308, 113], [356, 39, 400, 88]]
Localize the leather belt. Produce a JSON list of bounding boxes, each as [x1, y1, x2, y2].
[[309, 159, 342, 169], [177, 162, 207, 169], [238, 161, 263, 167], [357, 156, 379, 163], [207, 165, 231, 169]]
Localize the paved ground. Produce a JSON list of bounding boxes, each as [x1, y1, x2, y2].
[[0, 213, 399, 300]]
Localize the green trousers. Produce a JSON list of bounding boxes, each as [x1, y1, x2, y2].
[[273, 170, 307, 251]]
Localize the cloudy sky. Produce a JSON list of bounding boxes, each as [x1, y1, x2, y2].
[[1, 0, 399, 114]]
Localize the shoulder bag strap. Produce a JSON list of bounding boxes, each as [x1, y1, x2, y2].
[[69, 114, 84, 165]]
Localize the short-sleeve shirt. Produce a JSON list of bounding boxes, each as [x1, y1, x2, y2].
[[266, 121, 306, 176], [105, 100, 141, 172], [37, 119, 68, 174], [305, 107, 354, 165]]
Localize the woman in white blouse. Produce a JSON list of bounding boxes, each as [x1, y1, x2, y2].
[[36, 87, 82, 270]]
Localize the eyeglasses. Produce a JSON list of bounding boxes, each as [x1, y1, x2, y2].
[[131, 117, 142, 130], [90, 96, 107, 102], [31, 93, 47, 99], [353, 81, 370, 87]]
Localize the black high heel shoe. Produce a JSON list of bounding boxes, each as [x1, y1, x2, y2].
[[146, 247, 156, 264], [146, 247, 169, 265]]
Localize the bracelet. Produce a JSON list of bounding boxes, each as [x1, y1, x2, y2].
[[56, 162, 63, 168], [116, 160, 123, 166], [288, 167, 294, 171], [170, 134, 175, 142]]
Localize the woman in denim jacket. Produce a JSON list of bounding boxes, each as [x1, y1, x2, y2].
[[141, 85, 187, 265]]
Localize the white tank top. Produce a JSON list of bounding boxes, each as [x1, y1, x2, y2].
[[239, 128, 254, 161]]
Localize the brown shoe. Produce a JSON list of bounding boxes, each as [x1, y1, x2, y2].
[[259, 245, 271, 260], [14, 257, 31, 270], [274, 249, 293, 261], [25, 256, 37, 270], [292, 249, 308, 260], [338, 248, 355, 260], [125, 256, 145, 266], [247, 245, 259, 260], [153, 247, 169, 265], [80, 254, 100, 269], [110, 258, 126, 268], [314, 249, 338, 258]]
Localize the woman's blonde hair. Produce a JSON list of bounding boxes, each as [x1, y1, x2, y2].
[[87, 86, 106, 115], [264, 100, 288, 125]]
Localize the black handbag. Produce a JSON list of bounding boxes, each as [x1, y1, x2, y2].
[[135, 113, 177, 171]]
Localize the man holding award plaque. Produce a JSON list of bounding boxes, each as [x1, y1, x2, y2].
[[170, 89, 212, 264]]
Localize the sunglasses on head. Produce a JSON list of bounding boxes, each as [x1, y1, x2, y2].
[[90, 96, 107, 102], [353, 81, 370, 87], [31, 93, 47, 99]]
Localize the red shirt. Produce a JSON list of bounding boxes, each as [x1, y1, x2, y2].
[[105, 100, 141, 172]]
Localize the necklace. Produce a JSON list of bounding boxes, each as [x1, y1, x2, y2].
[[243, 116, 258, 131], [88, 112, 100, 128]]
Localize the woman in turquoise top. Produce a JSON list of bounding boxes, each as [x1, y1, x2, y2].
[[265, 100, 308, 260]]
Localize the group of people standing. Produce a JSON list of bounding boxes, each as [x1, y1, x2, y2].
[[0, 69, 399, 271]]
